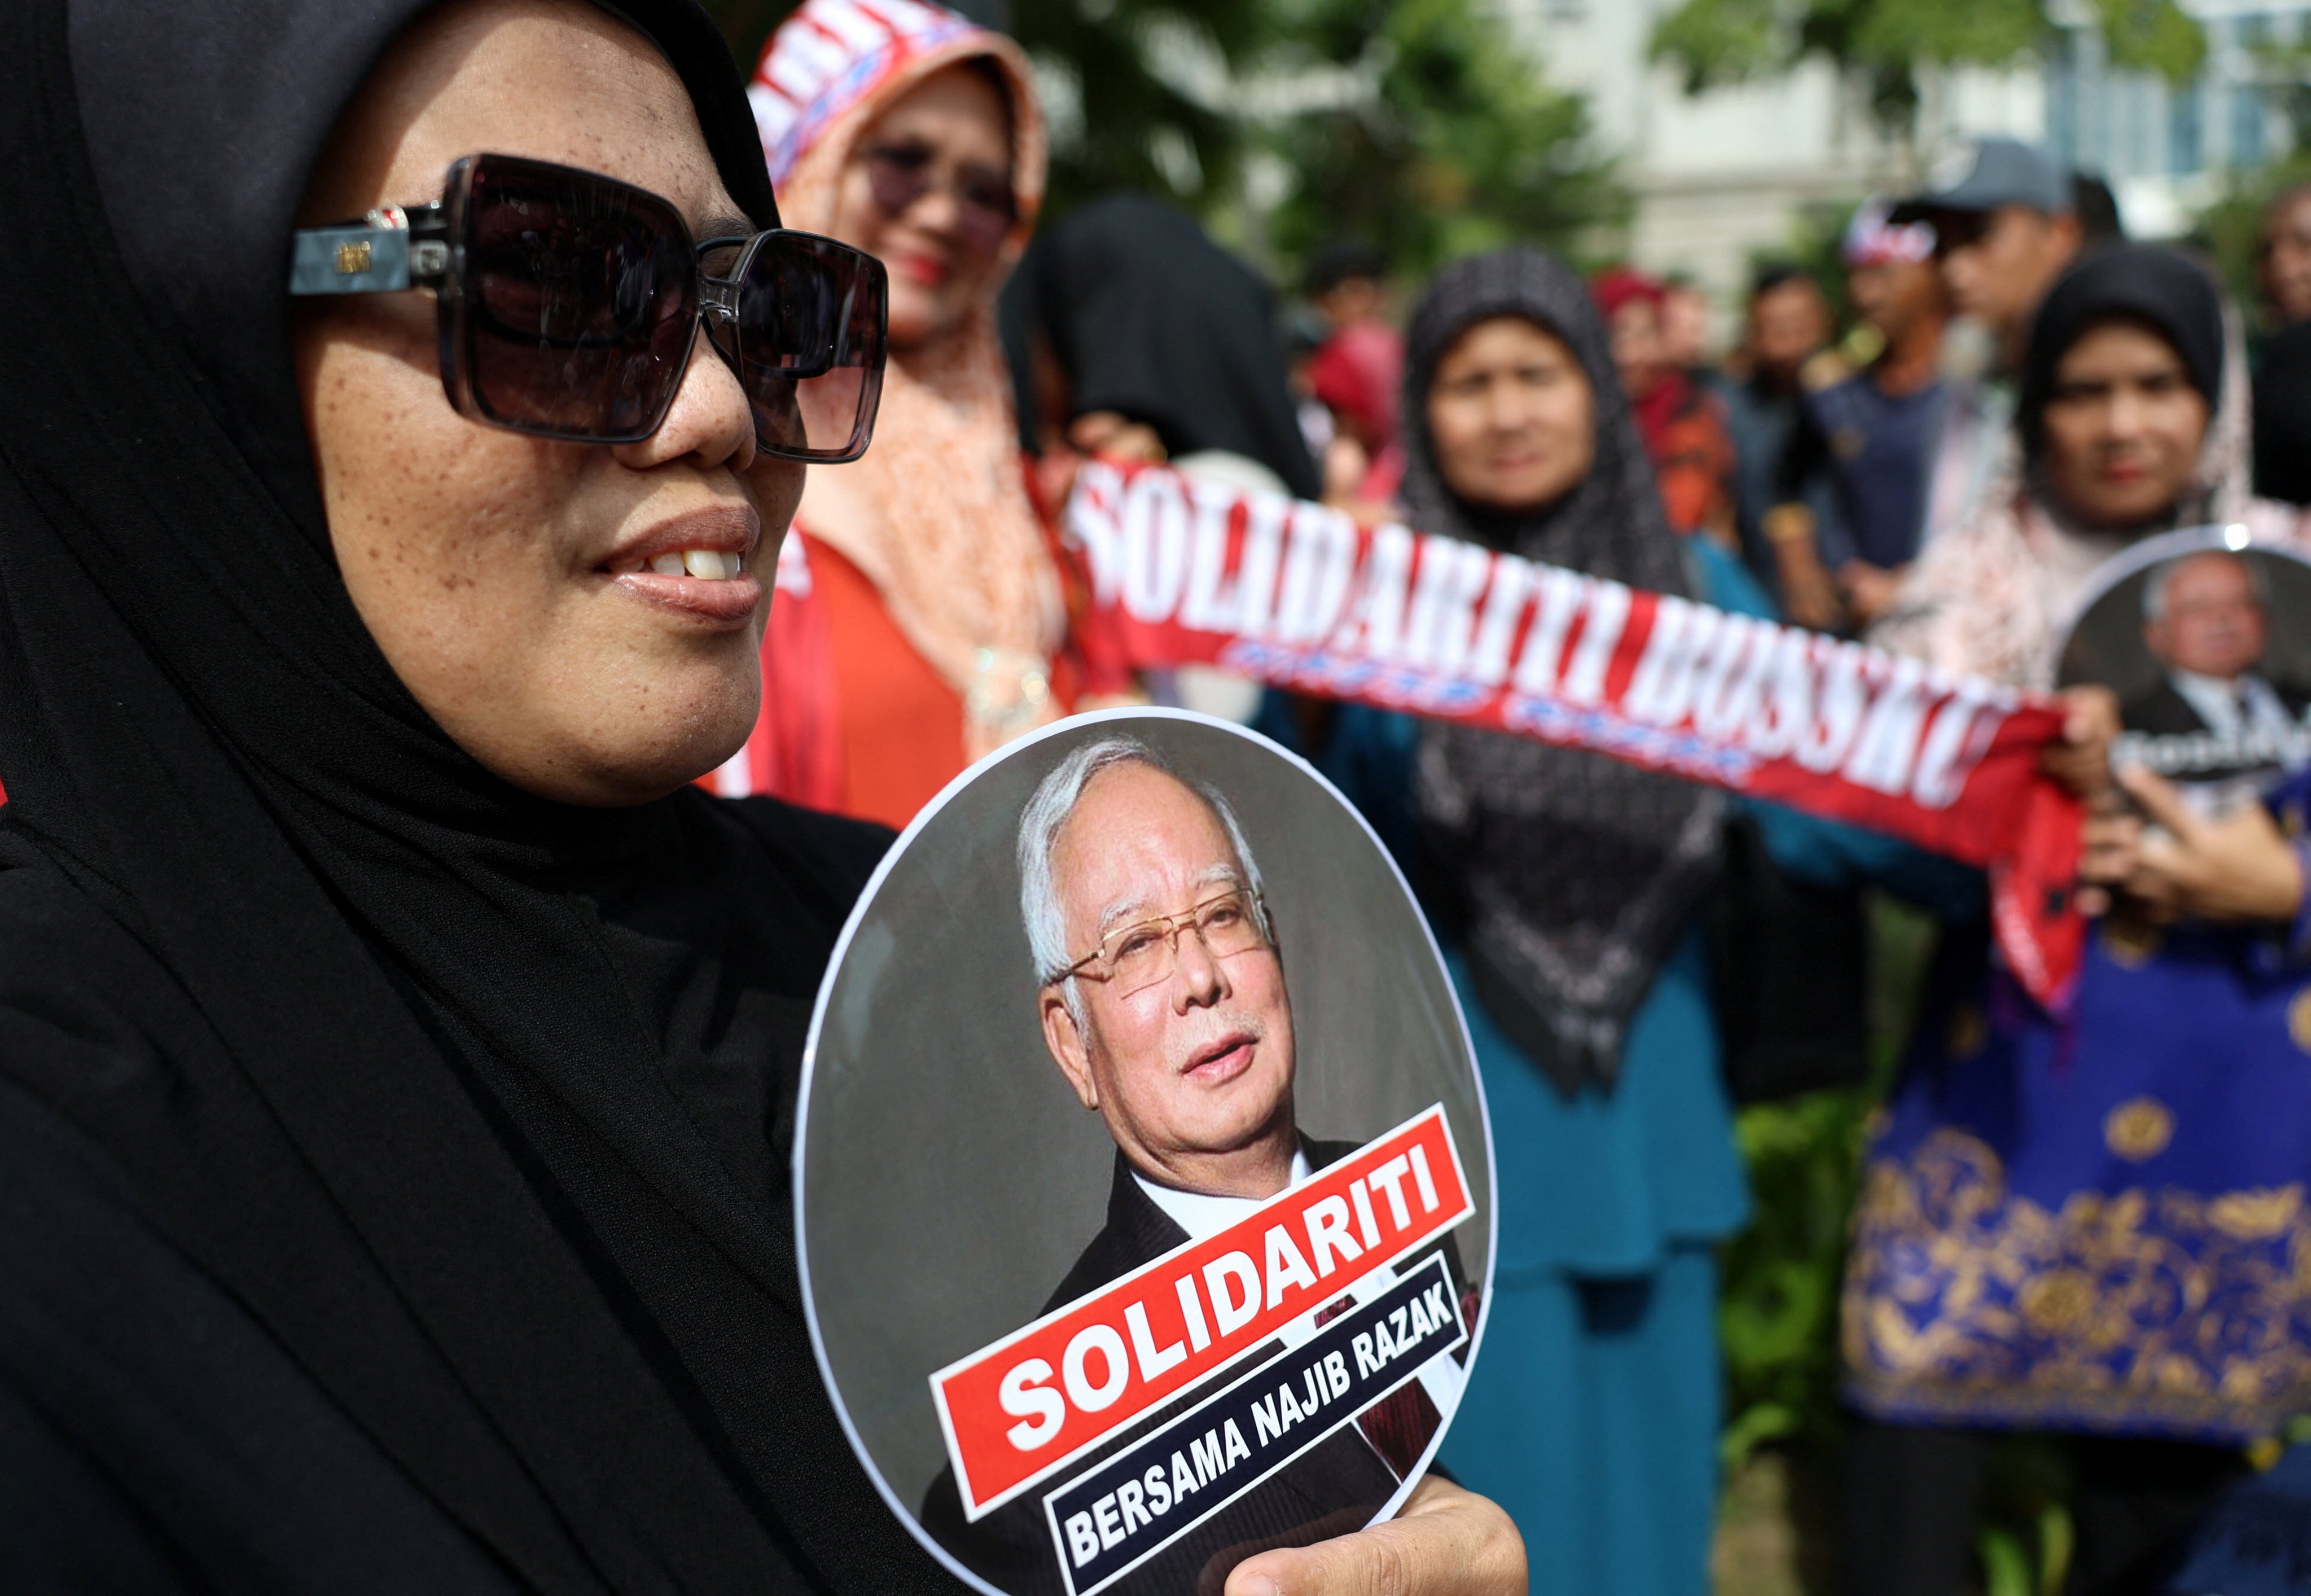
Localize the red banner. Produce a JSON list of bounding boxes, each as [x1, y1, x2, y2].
[[1063, 462, 2083, 1005], [932, 1106, 1474, 1519]]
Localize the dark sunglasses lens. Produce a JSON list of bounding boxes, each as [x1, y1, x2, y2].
[[865, 144, 1014, 248], [863, 146, 933, 219], [730, 234, 887, 463], [459, 157, 695, 441]]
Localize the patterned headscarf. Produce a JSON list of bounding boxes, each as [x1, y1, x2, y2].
[[1405, 248, 1724, 1094], [752, 0, 1060, 755]]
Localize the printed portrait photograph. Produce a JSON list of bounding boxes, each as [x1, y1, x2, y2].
[[794, 711, 1494, 1596], [2056, 529, 2311, 797]]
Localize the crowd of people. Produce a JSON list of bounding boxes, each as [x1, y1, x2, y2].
[[723, 7, 2311, 1591], [3, 0, 2309, 1594]]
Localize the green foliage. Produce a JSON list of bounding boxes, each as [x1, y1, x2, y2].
[[1650, 0, 1780, 91], [699, 0, 1620, 279], [1717, 1088, 1873, 1470], [1716, 896, 1940, 1472], [1251, 0, 1622, 276], [2087, 0, 2207, 80], [1649, 0, 2205, 138], [1005, 0, 1272, 216], [701, 0, 1268, 214]]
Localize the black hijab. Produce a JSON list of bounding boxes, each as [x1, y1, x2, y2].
[[2019, 245, 2225, 468], [1013, 194, 1322, 498], [1403, 248, 1722, 1095], [2256, 317, 2311, 505], [0, 1, 958, 1589]]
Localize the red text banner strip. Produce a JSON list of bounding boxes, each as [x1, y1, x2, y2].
[[1063, 462, 2086, 1006], [931, 1105, 1473, 1519], [1064, 461, 2063, 869]]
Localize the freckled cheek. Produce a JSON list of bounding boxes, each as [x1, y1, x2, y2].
[[317, 348, 584, 663]]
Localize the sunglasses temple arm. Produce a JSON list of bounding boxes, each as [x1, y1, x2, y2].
[[287, 205, 449, 297]]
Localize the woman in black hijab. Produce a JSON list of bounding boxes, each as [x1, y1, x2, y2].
[[1, 2, 932, 1588], [1847, 248, 2311, 1596], [0, 2, 1519, 1591], [1011, 193, 1322, 500], [1402, 249, 1750, 1596]]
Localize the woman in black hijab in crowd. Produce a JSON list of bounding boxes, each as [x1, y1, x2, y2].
[[0, 1, 1519, 1592], [1404, 248, 1750, 1596], [1011, 192, 1322, 500], [1850, 247, 2311, 1596]]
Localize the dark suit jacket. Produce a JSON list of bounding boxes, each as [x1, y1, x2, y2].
[[919, 1138, 1453, 1596], [2118, 674, 2311, 786], [2121, 673, 2311, 738]]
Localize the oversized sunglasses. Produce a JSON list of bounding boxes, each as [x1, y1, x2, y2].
[[290, 153, 887, 462]]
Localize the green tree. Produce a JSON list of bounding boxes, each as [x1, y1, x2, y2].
[[1649, 0, 2205, 139], [700, 0, 1620, 278], [703, 0, 1287, 217], [1246, 0, 1622, 275]]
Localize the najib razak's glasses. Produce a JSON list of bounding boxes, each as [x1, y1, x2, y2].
[[289, 153, 887, 463], [1058, 887, 1272, 999]]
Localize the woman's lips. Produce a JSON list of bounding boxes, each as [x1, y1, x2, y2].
[[893, 251, 951, 287], [601, 512, 762, 627], [610, 567, 764, 626]]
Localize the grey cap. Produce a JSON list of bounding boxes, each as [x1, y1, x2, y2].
[[1891, 137, 2073, 222]]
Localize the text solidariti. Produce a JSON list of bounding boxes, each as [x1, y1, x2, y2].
[[931, 1105, 1474, 1518], [1062, 459, 2067, 869]]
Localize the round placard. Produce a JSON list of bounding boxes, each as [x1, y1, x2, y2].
[[2055, 525, 2311, 805], [795, 709, 1494, 1596]]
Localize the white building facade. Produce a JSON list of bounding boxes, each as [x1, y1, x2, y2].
[[1501, 0, 2306, 322]]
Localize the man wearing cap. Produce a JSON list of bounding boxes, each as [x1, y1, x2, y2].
[[1895, 137, 2085, 550], [1761, 199, 1949, 631]]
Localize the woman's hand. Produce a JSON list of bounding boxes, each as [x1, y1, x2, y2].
[[1221, 1475, 1525, 1596], [1069, 411, 1168, 464], [1836, 559, 1905, 627], [2078, 764, 2306, 922], [1767, 527, 1843, 632], [2040, 685, 2120, 800]]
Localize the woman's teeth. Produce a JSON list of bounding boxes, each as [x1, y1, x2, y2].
[[617, 550, 743, 579]]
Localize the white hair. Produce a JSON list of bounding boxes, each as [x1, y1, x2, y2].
[[1017, 736, 1273, 1020], [2144, 548, 2269, 621]]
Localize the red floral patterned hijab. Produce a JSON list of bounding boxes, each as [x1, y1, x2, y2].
[[752, 0, 1062, 758]]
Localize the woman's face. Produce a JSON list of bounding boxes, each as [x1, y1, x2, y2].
[[826, 63, 1016, 352], [2040, 318, 2209, 531], [1426, 315, 1597, 514], [1607, 299, 1664, 402], [292, 0, 799, 807]]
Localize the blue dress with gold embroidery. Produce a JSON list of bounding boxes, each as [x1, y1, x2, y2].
[[1843, 766, 2311, 1443]]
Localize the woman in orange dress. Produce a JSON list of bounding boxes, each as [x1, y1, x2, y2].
[[1590, 266, 1736, 546], [725, 0, 1116, 827]]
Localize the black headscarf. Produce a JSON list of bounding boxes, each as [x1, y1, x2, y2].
[[1403, 248, 1722, 1095], [1012, 194, 1322, 498], [2256, 317, 2311, 505], [1, 1, 959, 1589], [2019, 244, 2225, 467]]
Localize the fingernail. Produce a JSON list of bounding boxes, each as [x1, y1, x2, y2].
[[1236, 1580, 1281, 1596]]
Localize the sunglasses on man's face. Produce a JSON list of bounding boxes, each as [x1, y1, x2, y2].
[[290, 153, 887, 462]]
